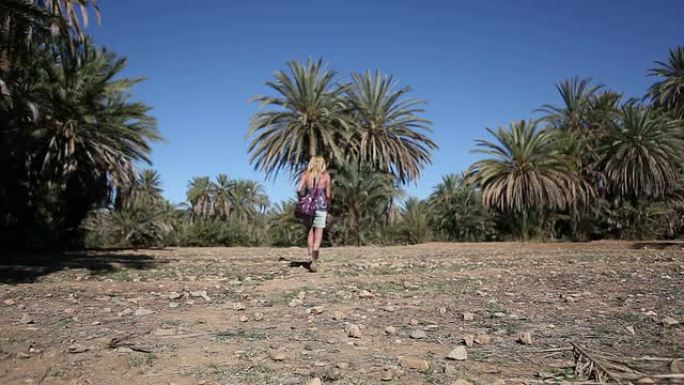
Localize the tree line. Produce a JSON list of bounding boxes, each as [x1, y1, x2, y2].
[[1, 1, 682, 249]]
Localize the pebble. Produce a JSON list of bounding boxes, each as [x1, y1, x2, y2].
[[463, 335, 474, 346], [409, 329, 427, 339], [385, 326, 397, 335], [254, 312, 264, 321], [19, 313, 33, 324], [331, 310, 345, 320], [134, 308, 155, 317], [462, 312, 475, 321], [661, 316, 679, 327], [269, 351, 286, 361], [168, 292, 182, 300], [474, 334, 491, 345], [447, 346, 467, 361], [410, 319, 419, 326], [398, 357, 429, 371], [518, 332, 533, 345], [190, 290, 211, 301], [4, 299, 16, 306], [438, 307, 447, 314], [452, 380, 472, 385], [239, 315, 249, 322], [233, 303, 246, 310], [305, 378, 321, 385], [345, 324, 362, 338], [168, 302, 180, 308], [359, 290, 375, 299], [67, 344, 89, 354]]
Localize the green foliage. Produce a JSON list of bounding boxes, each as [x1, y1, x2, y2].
[[395, 197, 432, 244]]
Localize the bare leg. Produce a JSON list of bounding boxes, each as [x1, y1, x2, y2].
[[313, 227, 324, 254], [307, 227, 314, 259]]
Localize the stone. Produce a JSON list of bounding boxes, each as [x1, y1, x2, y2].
[[661, 316, 679, 327], [447, 346, 467, 361], [269, 351, 286, 361], [67, 344, 89, 354], [233, 302, 246, 310], [288, 298, 303, 307], [153, 328, 175, 336], [385, 326, 397, 335], [254, 312, 264, 321], [409, 329, 427, 339], [398, 357, 429, 371], [19, 313, 33, 324], [671, 358, 683, 373], [410, 319, 419, 326], [463, 335, 474, 346], [452, 380, 472, 385], [331, 310, 345, 320], [518, 332, 533, 345], [462, 312, 475, 321], [345, 324, 361, 338], [336, 362, 349, 369], [625, 326, 636, 335], [381, 369, 394, 381], [474, 334, 491, 345], [4, 299, 16, 306], [439, 307, 447, 315], [118, 308, 133, 317], [492, 312, 506, 318], [359, 290, 375, 299], [305, 378, 321, 385], [444, 363, 458, 375], [134, 308, 155, 317], [168, 302, 180, 308], [239, 315, 249, 322], [383, 306, 396, 312], [190, 290, 211, 301], [168, 292, 182, 300], [636, 378, 655, 384]]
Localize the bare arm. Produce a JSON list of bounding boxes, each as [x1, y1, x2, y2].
[[325, 172, 332, 201], [297, 173, 307, 194]]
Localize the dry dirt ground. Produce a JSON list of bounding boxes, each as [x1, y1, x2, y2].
[[1, 242, 682, 385]]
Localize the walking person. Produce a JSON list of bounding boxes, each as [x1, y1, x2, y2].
[[296, 156, 331, 272]]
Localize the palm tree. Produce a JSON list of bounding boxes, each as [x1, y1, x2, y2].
[[649, 46, 684, 119], [345, 71, 437, 184], [600, 105, 684, 199], [539, 77, 603, 132], [187, 177, 214, 219], [332, 162, 402, 245], [248, 58, 350, 178], [213, 174, 234, 220], [468, 120, 577, 239], [230, 179, 268, 224], [428, 173, 491, 241], [397, 197, 431, 244]]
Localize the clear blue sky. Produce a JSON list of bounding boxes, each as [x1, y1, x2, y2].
[[90, 0, 683, 205]]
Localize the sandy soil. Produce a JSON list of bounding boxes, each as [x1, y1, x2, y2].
[[1, 241, 682, 385]]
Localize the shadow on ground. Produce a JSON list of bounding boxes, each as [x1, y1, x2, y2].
[[0, 250, 165, 284]]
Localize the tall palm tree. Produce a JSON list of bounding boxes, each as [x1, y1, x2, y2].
[[187, 176, 214, 219], [600, 106, 684, 199], [248, 58, 350, 178], [469, 120, 577, 239], [397, 197, 431, 244], [332, 161, 402, 245], [428, 173, 491, 241], [213, 174, 234, 220], [230, 179, 268, 223], [538, 77, 603, 132], [345, 71, 437, 184], [648, 46, 684, 119]]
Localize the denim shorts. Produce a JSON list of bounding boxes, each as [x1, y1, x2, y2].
[[312, 210, 327, 228]]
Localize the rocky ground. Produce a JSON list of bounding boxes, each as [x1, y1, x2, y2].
[[0, 242, 682, 385]]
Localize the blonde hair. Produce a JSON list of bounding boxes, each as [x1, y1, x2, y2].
[[306, 156, 327, 176]]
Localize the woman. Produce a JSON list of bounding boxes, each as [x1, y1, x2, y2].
[[297, 156, 331, 272]]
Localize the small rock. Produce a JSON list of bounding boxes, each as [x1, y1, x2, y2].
[[381, 369, 394, 381], [385, 326, 397, 335], [518, 332, 533, 345], [625, 326, 636, 335], [403, 281, 419, 289], [359, 290, 375, 299], [462, 335, 474, 346], [398, 357, 429, 371], [239, 315, 249, 322], [269, 351, 286, 361], [345, 324, 361, 338], [462, 312, 475, 321], [305, 378, 321, 385], [152, 328, 175, 336], [452, 380, 472, 385], [168, 292, 182, 300], [322, 368, 342, 381], [671, 358, 683, 373], [4, 299, 15, 306], [134, 308, 155, 317], [233, 302, 246, 311], [444, 363, 458, 375], [336, 362, 349, 369], [308, 306, 324, 315], [661, 316, 679, 327], [17, 352, 30, 359], [19, 313, 33, 324], [636, 378, 655, 384], [492, 312, 506, 318], [447, 346, 467, 361], [190, 290, 211, 301], [331, 310, 345, 320], [91, 321, 101, 326], [410, 319, 419, 326], [168, 302, 180, 308], [288, 298, 303, 307], [474, 334, 491, 345], [254, 312, 264, 321], [409, 329, 427, 339], [438, 307, 447, 315], [383, 306, 396, 312], [67, 344, 89, 354]]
